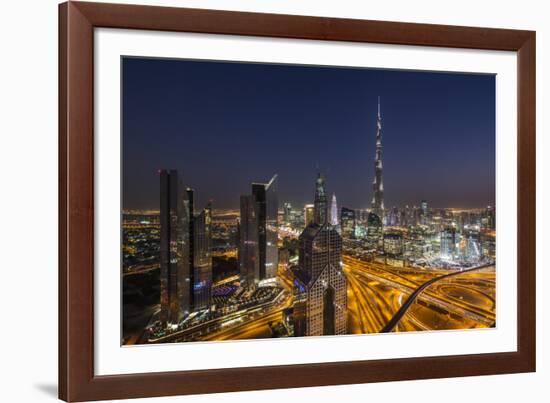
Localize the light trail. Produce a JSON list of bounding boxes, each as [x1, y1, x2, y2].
[[343, 256, 495, 334]]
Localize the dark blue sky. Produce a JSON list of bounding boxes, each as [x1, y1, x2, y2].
[[122, 57, 495, 211]]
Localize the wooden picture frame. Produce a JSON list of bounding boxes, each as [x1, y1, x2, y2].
[[59, 1, 536, 401]]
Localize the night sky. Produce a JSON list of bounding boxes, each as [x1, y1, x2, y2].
[[122, 57, 495, 211]]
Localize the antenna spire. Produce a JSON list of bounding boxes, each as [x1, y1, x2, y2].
[[377, 96, 381, 118]]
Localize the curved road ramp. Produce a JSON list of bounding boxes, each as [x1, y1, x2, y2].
[[380, 263, 494, 333]]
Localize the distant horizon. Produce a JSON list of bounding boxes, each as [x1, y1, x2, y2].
[[122, 203, 495, 214], [123, 58, 496, 211]]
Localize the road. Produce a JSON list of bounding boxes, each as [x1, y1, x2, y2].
[[201, 305, 289, 341], [123, 263, 159, 277], [343, 256, 495, 334], [199, 260, 296, 341], [144, 255, 496, 343], [380, 263, 493, 332]]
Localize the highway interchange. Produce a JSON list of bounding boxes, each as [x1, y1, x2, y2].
[[197, 256, 496, 341]]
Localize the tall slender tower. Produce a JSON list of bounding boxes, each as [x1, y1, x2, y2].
[[330, 193, 339, 227], [371, 96, 385, 220]]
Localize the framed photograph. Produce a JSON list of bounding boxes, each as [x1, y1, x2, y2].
[[59, 1, 536, 401]]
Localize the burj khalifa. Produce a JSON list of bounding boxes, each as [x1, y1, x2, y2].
[[371, 96, 385, 220]]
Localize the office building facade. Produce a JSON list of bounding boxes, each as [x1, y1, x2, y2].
[[193, 202, 212, 310], [366, 211, 383, 249], [304, 204, 315, 228], [340, 207, 356, 239], [293, 174, 347, 337], [239, 194, 260, 286], [159, 170, 188, 326], [251, 174, 279, 280], [384, 232, 404, 257], [313, 173, 328, 225], [440, 227, 457, 260]]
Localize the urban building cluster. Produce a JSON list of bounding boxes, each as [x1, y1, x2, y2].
[[158, 170, 213, 327], [123, 97, 495, 342]]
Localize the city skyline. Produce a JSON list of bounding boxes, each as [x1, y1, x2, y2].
[[123, 57, 496, 211], [122, 57, 497, 345]]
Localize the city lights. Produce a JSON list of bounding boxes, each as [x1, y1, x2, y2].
[[122, 98, 496, 345]]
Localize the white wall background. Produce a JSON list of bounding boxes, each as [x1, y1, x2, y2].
[[0, 0, 546, 402]]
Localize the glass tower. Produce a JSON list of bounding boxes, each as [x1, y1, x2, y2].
[[159, 169, 187, 326], [239, 194, 260, 286], [340, 207, 356, 239], [251, 175, 279, 280], [193, 202, 212, 310], [440, 227, 457, 260], [303, 204, 315, 228]]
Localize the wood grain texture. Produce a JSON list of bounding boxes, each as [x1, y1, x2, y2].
[[58, 1, 536, 401], [58, 3, 68, 401]]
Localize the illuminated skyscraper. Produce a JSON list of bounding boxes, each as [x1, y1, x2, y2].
[[293, 175, 347, 337], [384, 232, 404, 257], [314, 173, 328, 225], [239, 195, 260, 286], [283, 202, 292, 225], [251, 174, 279, 280], [182, 188, 194, 314], [193, 202, 212, 310], [440, 227, 457, 260], [463, 224, 481, 263], [366, 211, 383, 249], [330, 193, 339, 227], [304, 204, 315, 228], [182, 189, 213, 312], [340, 207, 356, 239], [481, 230, 496, 260], [371, 97, 385, 220], [420, 200, 429, 225], [387, 206, 399, 226], [421, 200, 428, 216], [159, 170, 188, 326]]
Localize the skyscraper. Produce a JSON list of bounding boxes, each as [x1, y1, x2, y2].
[[303, 204, 315, 228], [239, 195, 260, 287], [293, 175, 347, 337], [366, 211, 383, 249], [340, 207, 356, 239], [481, 231, 496, 260], [313, 173, 328, 225], [251, 174, 279, 280], [179, 188, 213, 313], [420, 200, 429, 225], [421, 200, 428, 216], [484, 206, 496, 230], [440, 227, 457, 261], [463, 224, 481, 263], [330, 193, 339, 227], [283, 202, 292, 225], [159, 170, 188, 326], [193, 202, 212, 310], [184, 188, 195, 313], [371, 97, 385, 221], [384, 232, 404, 257]]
